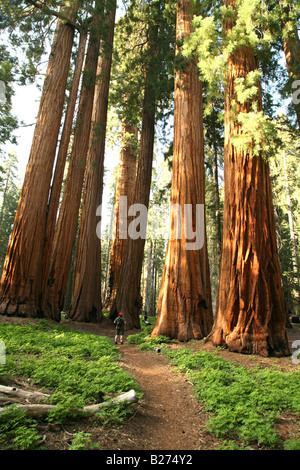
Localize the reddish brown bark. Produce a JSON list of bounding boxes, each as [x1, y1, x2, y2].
[[206, 0, 290, 357], [0, 2, 78, 317], [69, 1, 117, 322], [40, 30, 87, 312], [109, 34, 158, 329], [45, 3, 104, 321], [151, 0, 213, 342], [105, 120, 138, 308]]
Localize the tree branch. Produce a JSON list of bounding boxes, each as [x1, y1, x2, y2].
[[25, 0, 82, 33]]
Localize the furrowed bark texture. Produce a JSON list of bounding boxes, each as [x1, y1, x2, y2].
[[40, 30, 87, 312], [0, 1, 78, 318], [109, 44, 157, 329], [69, 2, 117, 322], [45, 4, 104, 321], [207, 0, 290, 357], [151, 0, 213, 342], [106, 120, 138, 308]]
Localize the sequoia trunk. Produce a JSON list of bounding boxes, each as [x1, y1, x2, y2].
[[151, 0, 213, 341], [40, 30, 87, 311], [0, 1, 78, 317], [45, 3, 104, 321], [69, 1, 116, 322], [206, 0, 290, 357], [106, 120, 138, 308], [109, 39, 157, 329]]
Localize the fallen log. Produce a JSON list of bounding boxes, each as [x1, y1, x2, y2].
[[0, 385, 50, 401], [0, 403, 57, 418], [0, 389, 138, 418], [0, 396, 24, 405], [84, 389, 138, 412]]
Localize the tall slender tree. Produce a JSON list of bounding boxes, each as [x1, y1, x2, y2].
[[0, 48, 18, 148], [151, 0, 213, 341], [40, 29, 87, 311], [269, 117, 300, 315], [106, 119, 138, 308], [278, 0, 300, 128], [0, 153, 20, 273], [69, 0, 117, 322], [207, 0, 290, 357], [109, 71, 156, 329], [45, 1, 104, 321], [0, 0, 79, 317], [109, 0, 163, 329], [103, 2, 147, 309]]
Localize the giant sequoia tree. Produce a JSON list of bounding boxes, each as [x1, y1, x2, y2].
[[0, 1, 78, 317], [206, 0, 290, 357], [109, 0, 175, 329], [0, 0, 297, 358], [109, 1, 160, 329], [151, 0, 213, 341], [109, 50, 157, 329], [69, 0, 117, 322], [103, 9, 142, 309], [45, 1, 105, 321], [106, 120, 138, 308], [40, 29, 87, 311]]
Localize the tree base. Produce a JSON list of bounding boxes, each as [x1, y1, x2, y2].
[[44, 305, 61, 322], [69, 307, 102, 323], [109, 299, 141, 330], [0, 298, 43, 319], [206, 327, 290, 357], [152, 319, 212, 343]]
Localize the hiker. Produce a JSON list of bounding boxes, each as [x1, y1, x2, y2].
[[143, 312, 151, 325], [114, 312, 126, 345]]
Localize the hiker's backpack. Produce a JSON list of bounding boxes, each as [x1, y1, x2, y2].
[[116, 317, 124, 327]]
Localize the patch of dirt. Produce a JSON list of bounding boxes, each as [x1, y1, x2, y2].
[[103, 321, 300, 450], [39, 317, 223, 449], [114, 343, 222, 450], [0, 315, 299, 450]]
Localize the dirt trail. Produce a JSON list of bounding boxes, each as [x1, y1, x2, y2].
[[61, 316, 300, 451], [59, 316, 222, 449], [3, 316, 298, 450], [114, 342, 220, 451]]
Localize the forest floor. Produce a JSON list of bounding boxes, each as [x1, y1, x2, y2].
[[1, 315, 300, 451], [62, 316, 300, 451], [60, 317, 222, 450]]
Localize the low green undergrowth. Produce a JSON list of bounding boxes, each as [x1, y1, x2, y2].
[[68, 431, 101, 450], [127, 329, 171, 351], [119, 320, 300, 450], [127, 317, 172, 350], [0, 320, 139, 450], [126, 325, 154, 345], [164, 346, 300, 449]]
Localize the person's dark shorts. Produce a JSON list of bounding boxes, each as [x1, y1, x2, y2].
[[116, 326, 124, 335]]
